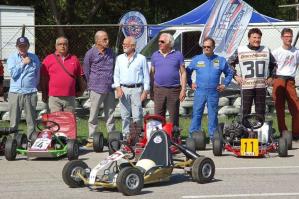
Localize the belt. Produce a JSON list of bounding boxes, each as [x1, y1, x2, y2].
[[120, 83, 143, 88], [276, 75, 295, 81]]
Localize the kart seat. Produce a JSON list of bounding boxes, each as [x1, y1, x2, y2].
[[138, 129, 172, 167]]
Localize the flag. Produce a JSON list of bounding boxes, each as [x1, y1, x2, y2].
[[200, 0, 253, 58], [119, 11, 148, 53]]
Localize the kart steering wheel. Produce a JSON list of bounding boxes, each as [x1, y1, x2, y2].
[[37, 120, 60, 132], [242, 114, 264, 129], [109, 139, 135, 160]]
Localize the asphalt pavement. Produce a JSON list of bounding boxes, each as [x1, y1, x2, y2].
[[1, 142, 299, 199]]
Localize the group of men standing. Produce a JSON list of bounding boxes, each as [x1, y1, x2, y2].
[[6, 27, 299, 143]]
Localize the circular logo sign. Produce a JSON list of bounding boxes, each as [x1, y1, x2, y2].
[[123, 15, 145, 39], [153, 135, 162, 144]]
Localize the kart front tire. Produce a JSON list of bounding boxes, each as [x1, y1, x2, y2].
[[278, 137, 288, 157], [67, 139, 79, 160], [4, 138, 17, 161], [186, 137, 196, 152], [116, 167, 144, 196], [192, 157, 215, 183], [282, 130, 292, 150], [93, 132, 104, 152], [62, 160, 88, 188], [192, 131, 206, 150]]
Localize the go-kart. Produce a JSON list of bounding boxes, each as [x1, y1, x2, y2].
[[5, 111, 79, 161], [0, 128, 18, 154], [62, 129, 215, 196], [212, 113, 290, 157], [104, 114, 183, 157]]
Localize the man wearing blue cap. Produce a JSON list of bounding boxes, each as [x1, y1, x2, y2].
[[7, 36, 41, 139]]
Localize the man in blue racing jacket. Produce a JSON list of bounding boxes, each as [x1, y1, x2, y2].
[[187, 37, 234, 142]]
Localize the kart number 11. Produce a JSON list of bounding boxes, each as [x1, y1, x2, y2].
[[241, 138, 259, 156]]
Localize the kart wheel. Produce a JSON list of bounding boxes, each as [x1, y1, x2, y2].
[[282, 130, 292, 150], [93, 132, 104, 152], [16, 133, 27, 149], [213, 136, 223, 156], [4, 138, 17, 161], [192, 157, 215, 183], [30, 132, 40, 146], [213, 127, 223, 156], [186, 137, 196, 152], [116, 167, 144, 196], [62, 160, 88, 188], [67, 139, 79, 160], [108, 131, 122, 155], [218, 123, 224, 134], [278, 137, 288, 157], [192, 131, 206, 150]]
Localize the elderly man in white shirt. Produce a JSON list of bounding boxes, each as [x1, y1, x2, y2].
[[114, 36, 150, 138]]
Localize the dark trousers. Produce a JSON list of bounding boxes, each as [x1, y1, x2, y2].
[[154, 85, 181, 126], [241, 88, 266, 122]]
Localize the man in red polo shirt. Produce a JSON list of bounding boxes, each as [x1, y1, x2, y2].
[[41, 36, 85, 112]]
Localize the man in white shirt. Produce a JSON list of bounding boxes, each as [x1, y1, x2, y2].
[[272, 28, 299, 140], [114, 36, 150, 137]]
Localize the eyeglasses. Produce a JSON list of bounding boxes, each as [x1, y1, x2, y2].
[[203, 46, 212, 49], [158, 40, 165, 44]]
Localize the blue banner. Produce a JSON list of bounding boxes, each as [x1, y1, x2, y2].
[[120, 11, 148, 53], [200, 0, 253, 58]]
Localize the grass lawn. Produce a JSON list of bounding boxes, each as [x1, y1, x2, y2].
[[0, 113, 292, 141]]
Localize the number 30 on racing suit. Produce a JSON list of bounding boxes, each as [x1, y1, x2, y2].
[[228, 45, 276, 122]]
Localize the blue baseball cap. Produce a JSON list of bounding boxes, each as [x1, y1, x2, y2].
[[16, 36, 30, 46]]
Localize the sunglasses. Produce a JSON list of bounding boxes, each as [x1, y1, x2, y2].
[[203, 46, 212, 49], [158, 40, 165, 44]]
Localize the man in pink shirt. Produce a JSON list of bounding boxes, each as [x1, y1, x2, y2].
[[41, 36, 85, 112]]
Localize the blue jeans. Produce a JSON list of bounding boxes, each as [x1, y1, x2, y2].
[[189, 88, 219, 138]]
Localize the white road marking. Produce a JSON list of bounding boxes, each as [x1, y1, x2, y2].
[[182, 192, 299, 198], [217, 165, 299, 170]]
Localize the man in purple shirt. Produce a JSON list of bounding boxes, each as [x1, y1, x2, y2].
[[150, 33, 187, 126], [83, 30, 116, 146]]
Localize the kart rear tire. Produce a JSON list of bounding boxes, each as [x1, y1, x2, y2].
[[16, 133, 27, 149], [213, 137, 222, 157], [67, 139, 79, 160], [116, 167, 144, 196], [192, 156, 215, 183], [4, 138, 17, 161], [186, 137, 196, 152], [213, 128, 223, 156], [282, 130, 292, 150], [108, 131, 122, 155], [218, 123, 224, 134], [93, 132, 104, 152], [192, 131, 206, 151], [62, 160, 88, 188], [278, 137, 288, 157], [30, 132, 40, 146]]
